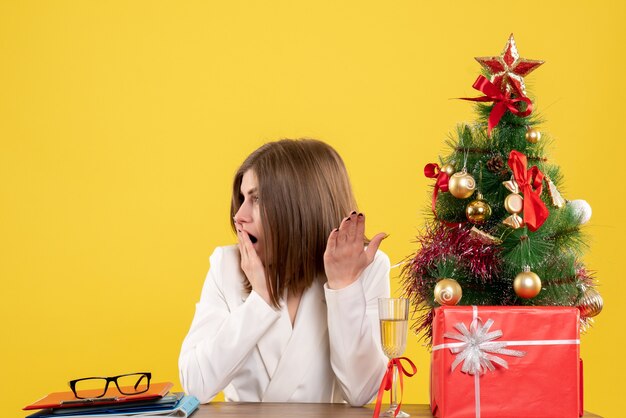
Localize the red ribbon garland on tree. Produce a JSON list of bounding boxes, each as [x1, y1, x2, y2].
[[372, 357, 417, 418], [461, 75, 534, 137], [424, 163, 449, 216], [508, 150, 549, 231]]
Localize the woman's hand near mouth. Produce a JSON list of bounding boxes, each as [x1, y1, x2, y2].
[[235, 222, 271, 305]]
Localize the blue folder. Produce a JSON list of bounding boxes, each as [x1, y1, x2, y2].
[[26, 394, 200, 418]]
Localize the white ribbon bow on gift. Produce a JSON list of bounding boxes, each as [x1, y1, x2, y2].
[[444, 317, 526, 375]]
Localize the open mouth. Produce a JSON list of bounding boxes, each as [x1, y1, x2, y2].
[[248, 234, 258, 244]]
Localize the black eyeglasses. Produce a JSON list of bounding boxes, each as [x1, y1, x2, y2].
[[68, 372, 151, 399]]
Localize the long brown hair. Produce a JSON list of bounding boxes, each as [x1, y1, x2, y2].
[[230, 139, 357, 307]]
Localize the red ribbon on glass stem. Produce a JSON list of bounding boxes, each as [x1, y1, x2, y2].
[[461, 75, 533, 137], [424, 163, 449, 216], [372, 357, 417, 418], [508, 150, 549, 231]]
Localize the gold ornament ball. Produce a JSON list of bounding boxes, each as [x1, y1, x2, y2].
[[525, 128, 542, 144], [578, 287, 603, 318], [448, 170, 476, 199], [466, 194, 492, 224], [513, 269, 542, 299], [441, 163, 455, 176], [434, 278, 463, 305]]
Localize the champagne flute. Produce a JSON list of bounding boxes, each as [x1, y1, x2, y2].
[[378, 298, 410, 417]]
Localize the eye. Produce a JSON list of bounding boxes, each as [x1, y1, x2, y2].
[[252, 195, 260, 203]]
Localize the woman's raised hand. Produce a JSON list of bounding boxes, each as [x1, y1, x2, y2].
[[323, 212, 387, 290], [235, 221, 271, 305]]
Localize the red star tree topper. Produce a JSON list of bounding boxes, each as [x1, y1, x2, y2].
[[475, 34, 544, 97]]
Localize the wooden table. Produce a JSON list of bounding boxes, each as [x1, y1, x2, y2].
[[193, 402, 603, 417]]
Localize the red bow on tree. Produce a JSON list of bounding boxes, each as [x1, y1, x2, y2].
[[461, 75, 533, 137], [508, 150, 549, 231], [424, 163, 450, 216]]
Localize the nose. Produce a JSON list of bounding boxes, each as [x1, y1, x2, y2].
[[234, 202, 251, 224]]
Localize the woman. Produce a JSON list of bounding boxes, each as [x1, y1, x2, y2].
[[178, 139, 390, 405]]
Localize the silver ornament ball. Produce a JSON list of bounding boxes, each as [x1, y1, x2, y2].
[[569, 199, 592, 224]]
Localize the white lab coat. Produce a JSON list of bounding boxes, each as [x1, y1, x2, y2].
[[178, 245, 390, 405]]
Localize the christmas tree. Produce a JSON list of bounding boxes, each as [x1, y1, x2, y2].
[[402, 34, 603, 344]]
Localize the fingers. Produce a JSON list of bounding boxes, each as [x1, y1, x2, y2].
[[337, 211, 358, 243], [235, 221, 245, 254], [238, 227, 256, 255], [355, 212, 366, 242], [336, 217, 349, 243], [326, 227, 338, 254], [329, 212, 387, 263], [365, 232, 388, 261], [235, 221, 256, 260], [325, 212, 387, 290], [346, 211, 358, 241]]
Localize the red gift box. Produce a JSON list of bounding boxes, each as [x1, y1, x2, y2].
[[430, 306, 583, 418]]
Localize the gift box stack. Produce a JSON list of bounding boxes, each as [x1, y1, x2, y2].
[[401, 34, 603, 418]]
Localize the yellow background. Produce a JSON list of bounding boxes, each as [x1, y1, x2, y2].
[[1, 1, 622, 416]]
